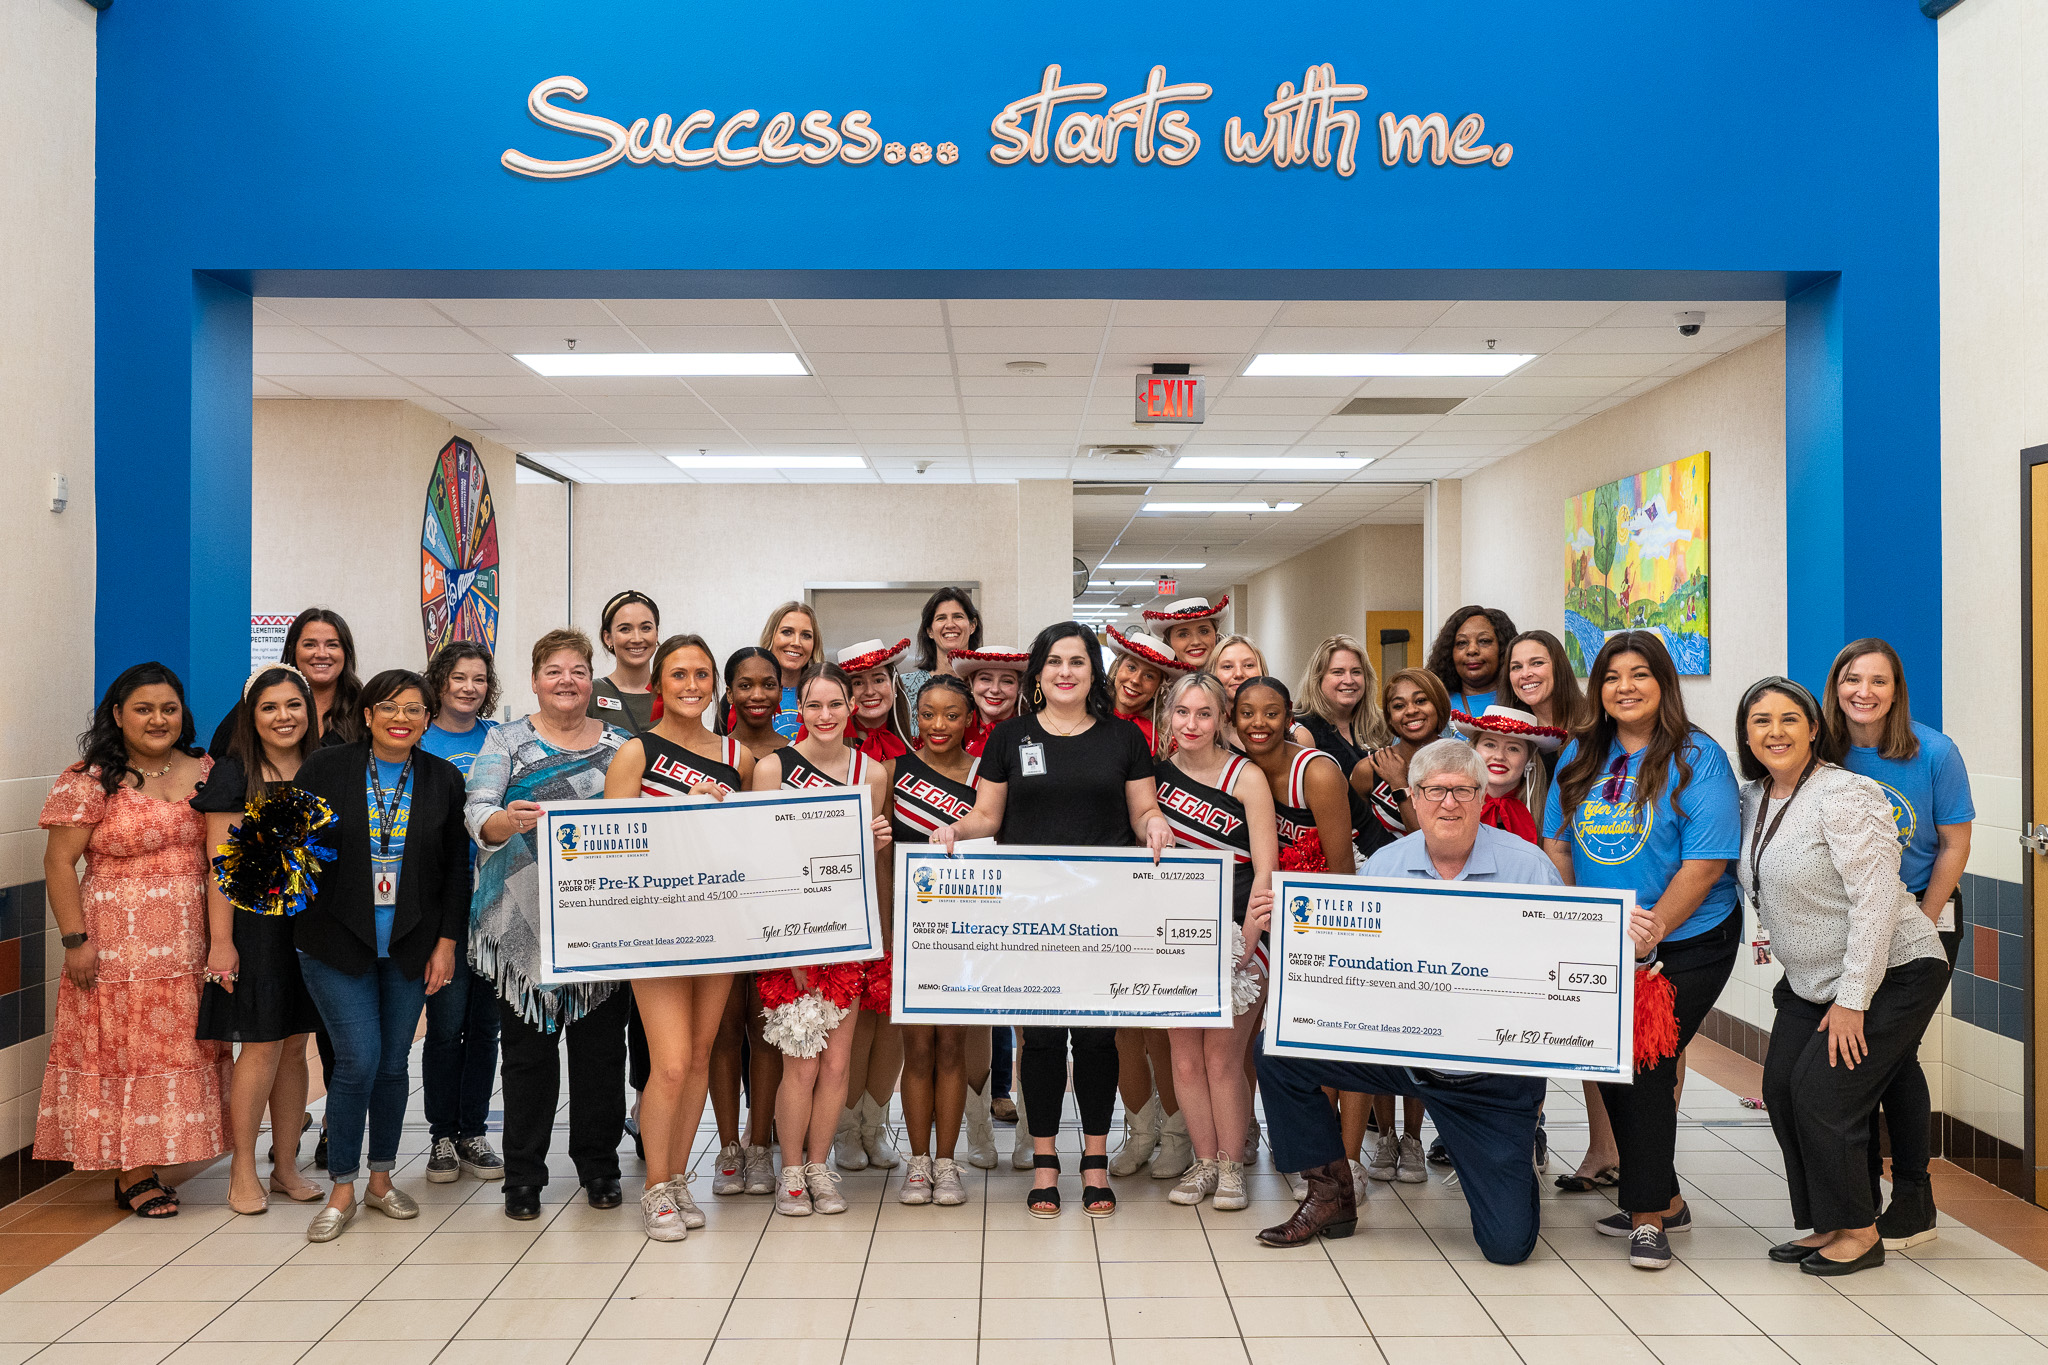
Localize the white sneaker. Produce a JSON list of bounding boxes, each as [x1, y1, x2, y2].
[[1364, 1131, 1399, 1182], [1242, 1115, 1262, 1166], [1168, 1157, 1220, 1206], [860, 1094, 902, 1170], [932, 1157, 968, 1207], [1010, 1093, 1035, 1171], [640, 1181, 687, 1241], [1396, 1133, 1427, 1184], [1150, 1111, 1195, 1180], [832, 1105, 868, 1171], [1285, 1169, 1309, 1201], [670, 1174, 705, 1229], [711, 1142, 746, 1197], [1213, 1157, 1248, 1211], [899, 1153, 934, 1205], [742, 1144, 775, 1196], [774, 1166, 812, 1216], [1108, 1094, 1162, 1176], [804, 1162, 847, 1215], [962, 1076, 999, 1170], [1350, 1159, 1371, 1205]]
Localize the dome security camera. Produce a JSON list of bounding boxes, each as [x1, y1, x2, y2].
[[1674, 310, 1705, 338]]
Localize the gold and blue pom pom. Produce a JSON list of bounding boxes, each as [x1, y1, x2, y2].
[[212, 786, 339, 917]]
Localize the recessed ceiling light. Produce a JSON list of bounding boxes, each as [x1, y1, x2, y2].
[[666, 453, 865, 470], [1144, 501, 1301, 514], [1005, 359, 1049, 374], [1174, 455, 1375, 471], [517, 352, 808, 377], [1243, 353, 1534, 377], [1100, 561, 1205, 570]]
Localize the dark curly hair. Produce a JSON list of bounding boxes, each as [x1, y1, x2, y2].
[[913, 587, 983, 672], [1425, 605, 1520, 703], [424, 640, 502, 720], [77, 662, 205, 794], [1023, 623, 1116, 720]]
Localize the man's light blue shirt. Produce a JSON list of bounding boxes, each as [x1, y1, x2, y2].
[[1363, 823, 1563, 887]]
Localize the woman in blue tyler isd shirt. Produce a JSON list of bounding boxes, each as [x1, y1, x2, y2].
[[1823, 638, 1975, 1251], [1543, 631, 1741, 1273]]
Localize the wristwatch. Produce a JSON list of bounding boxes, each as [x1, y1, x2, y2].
[[1389, 787, 1410, 803], [61, 931, 88, 949]]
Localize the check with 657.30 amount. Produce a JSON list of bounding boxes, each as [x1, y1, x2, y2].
[[1262, 873, 1638, 1082], [891, 844, 1233, 1028]]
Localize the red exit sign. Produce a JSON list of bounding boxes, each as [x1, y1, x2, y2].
[[1134, 373, 1205, 424]]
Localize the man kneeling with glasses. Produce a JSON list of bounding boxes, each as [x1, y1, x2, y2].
[[1257, 739, 1561, 1264]]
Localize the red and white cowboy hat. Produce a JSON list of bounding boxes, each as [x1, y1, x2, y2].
[[835, 638, 911, 673], [1450, 705, 1568, 752], [949, 645, 1029, 677], [1142, 594, 1229, 625], [1104, 625, 1194, 675]]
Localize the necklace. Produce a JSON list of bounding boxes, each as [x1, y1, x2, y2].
[[1040, 711, 1089, 738], [134, 755, 175, 780]]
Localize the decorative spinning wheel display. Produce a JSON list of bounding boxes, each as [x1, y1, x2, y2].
[[419, 436, 500, 657]]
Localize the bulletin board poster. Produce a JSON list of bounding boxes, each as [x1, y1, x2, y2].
[[1564, 452, 1709, 676], [250, 614, 294, 674]]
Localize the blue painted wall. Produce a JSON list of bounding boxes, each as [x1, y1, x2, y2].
[[93, 1, 1940, 730]]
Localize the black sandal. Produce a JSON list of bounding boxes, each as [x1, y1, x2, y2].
[[114, 1173, 179, 1218], [1079, 1153, 1116, 1218], [1027, 1153, 1062, 1218], [1554, 1166, 1620, 1192]]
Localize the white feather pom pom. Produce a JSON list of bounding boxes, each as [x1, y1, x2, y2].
[[1231, 924, 1265, 1017], [761, 993, 851, 1059]]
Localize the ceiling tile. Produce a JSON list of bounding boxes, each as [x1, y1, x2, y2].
[[1272, 301, 1453, 327], [823, 376, 963, 397], [774, 299, 946, 325], [950, 326, 1110, 354], [806, 352, 956, 377], [1520, 353, 1690, 378], [431, 298, 618, 327], [280, 376, 428, 398], [1433, 301, 1621, 328], [1405, 327, 1586, 353], [603, 299, 782, 325], [253, 325, 342, 354], [252, 378, 303, 398], [832, 396, 963, 415], [792, 326, 952, 354], [944, 299, 1114, 326], [308, 325, 495, 353], [254, 353, 386, 377], [1451, 395, 1586, 416], [1250, 327, 1429, 353], [625, 326, 799, 351], [465, 325, 644, 353], [262, 298, 450, 327], [1551, 328, 1735, 355], [375, 353, 531, 378], [1112, 300, 1283, 327]]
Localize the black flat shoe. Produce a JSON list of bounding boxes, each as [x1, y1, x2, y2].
[[1769, 1238, 1825, 1263], [1027, 1153, 1062, 1218], [504, 1185, 542, 1221], [1800, 1241, 1885, 1276], [585, 1176, 623, 1209]]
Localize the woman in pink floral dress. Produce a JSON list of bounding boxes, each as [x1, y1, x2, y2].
[[37, 662, 231, 1217]]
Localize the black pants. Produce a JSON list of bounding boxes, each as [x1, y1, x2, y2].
[[627, 993, 649, 1093], [497, 987, 630, 1188], [1867, 921, 1962, 1198], [1020, 1026, 1119, 1138], [1766, 957, 1951, 1232], [1597, 913, 1739, 1214]]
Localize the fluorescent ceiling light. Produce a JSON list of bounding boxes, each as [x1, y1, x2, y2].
[[1087, 580, 1116, 587], [1101, 562, 1205, 570], [1243, 353, 1534, 377], [1144, 501, 1301, 514], [666, 453, 865, 470], [1111, 579, 1159, 587], [517, 352, 808, 377], [1175, 455, 1375, 471]]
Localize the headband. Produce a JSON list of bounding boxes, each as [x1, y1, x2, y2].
[[244, 663, 310, 701], [600, 590, 658, 629], [1741, 675, 1822, 717]]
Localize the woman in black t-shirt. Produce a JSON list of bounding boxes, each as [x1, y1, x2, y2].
[[934, 623, 1173, 1219]]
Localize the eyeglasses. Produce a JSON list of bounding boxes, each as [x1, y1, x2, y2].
[[1416, 784, 1483, 805], [372, 703, 428, 720]]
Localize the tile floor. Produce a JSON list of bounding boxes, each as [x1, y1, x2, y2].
[[6, 1052, 2048, 1365]]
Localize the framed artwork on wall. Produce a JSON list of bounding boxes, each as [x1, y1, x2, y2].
[[1564, 451, 1709, 676]]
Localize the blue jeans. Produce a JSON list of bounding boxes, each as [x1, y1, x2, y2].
[[423, 964, 500, 1142], [1256, 1043, 1545, 1265], [298, 953, 428, 1183]]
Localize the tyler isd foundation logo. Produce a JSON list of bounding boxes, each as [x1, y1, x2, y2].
[[557, 824, 579, 854], [1290, 895, 1313, 926]]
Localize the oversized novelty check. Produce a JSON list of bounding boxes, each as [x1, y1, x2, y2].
[[1263, 873, 1637, 1081], [891, 844, 1232, 1027], [538, 789, 882, 983]]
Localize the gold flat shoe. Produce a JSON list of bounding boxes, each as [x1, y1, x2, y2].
[[305, 1200, 358, 1242], [364, 1186, 418, 1219]]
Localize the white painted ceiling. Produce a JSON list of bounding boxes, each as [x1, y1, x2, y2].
[[250, 295, 1783, 614]]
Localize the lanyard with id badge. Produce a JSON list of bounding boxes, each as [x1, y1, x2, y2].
[[369, 755, 413, 907], [1018, 737, 1047, 777], [1744, 758, 1815, 965]]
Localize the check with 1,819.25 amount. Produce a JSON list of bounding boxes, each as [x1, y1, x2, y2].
[[1262, 873, 1638, 1082], [537, 788, 883, 983], [891, 844, 1232, 1028]]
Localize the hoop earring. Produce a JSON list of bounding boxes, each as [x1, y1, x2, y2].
[[1031, 681, 1044, 708]]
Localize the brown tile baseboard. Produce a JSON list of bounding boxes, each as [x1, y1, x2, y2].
[[1698, 1006, 1771, 1064], [0, 1144, 70, 1211], [1941, 1112, 2032, 1201]]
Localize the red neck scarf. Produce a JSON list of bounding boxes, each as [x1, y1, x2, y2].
[[1480, 794, 1540, 845]]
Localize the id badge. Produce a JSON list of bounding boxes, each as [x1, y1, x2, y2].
[[1018, 742, 1046, 777], [373, 860, 398, 907], [1936, 896, 1957, 933]]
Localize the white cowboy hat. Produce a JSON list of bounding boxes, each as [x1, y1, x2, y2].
[[1449, 705, 1568, 753]]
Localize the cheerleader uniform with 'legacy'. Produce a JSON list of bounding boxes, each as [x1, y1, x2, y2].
[[1154, 753, 1255, 924], [890, 751, 979, 844], [756, 745, 887, 1019], [636, 732, 745, 799]]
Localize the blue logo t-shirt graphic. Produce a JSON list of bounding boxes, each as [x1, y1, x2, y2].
[[1574, 775, 1654, 866], [1873, 780, 1916, 846]]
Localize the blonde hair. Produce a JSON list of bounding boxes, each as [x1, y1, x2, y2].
[[1162, 672, 1232, 756], [1202, 634, 1269, 680], [1297, 634, 1390, 746], [757, 601, 824, 667], [1470, 727, 1549, 826]]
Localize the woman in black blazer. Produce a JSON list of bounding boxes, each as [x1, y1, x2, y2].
[[292, 669, 470, 1243]]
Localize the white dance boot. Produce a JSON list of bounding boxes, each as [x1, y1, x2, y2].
[[962, 1076, 999, 1170], [831, 1103, 868, 1171], [1150, 1109, 1195, 1179], [1107, 1094, 1162, 1176], [859, 1093, 902, 1169], [1010, 1092, 1036, 1170]]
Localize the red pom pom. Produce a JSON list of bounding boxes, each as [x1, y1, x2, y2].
[[1279, 828, 1328, 874], [755, 968, 801, 1011], [1633, 967, 1681, 1068], [861, 954, 892, 1015]]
